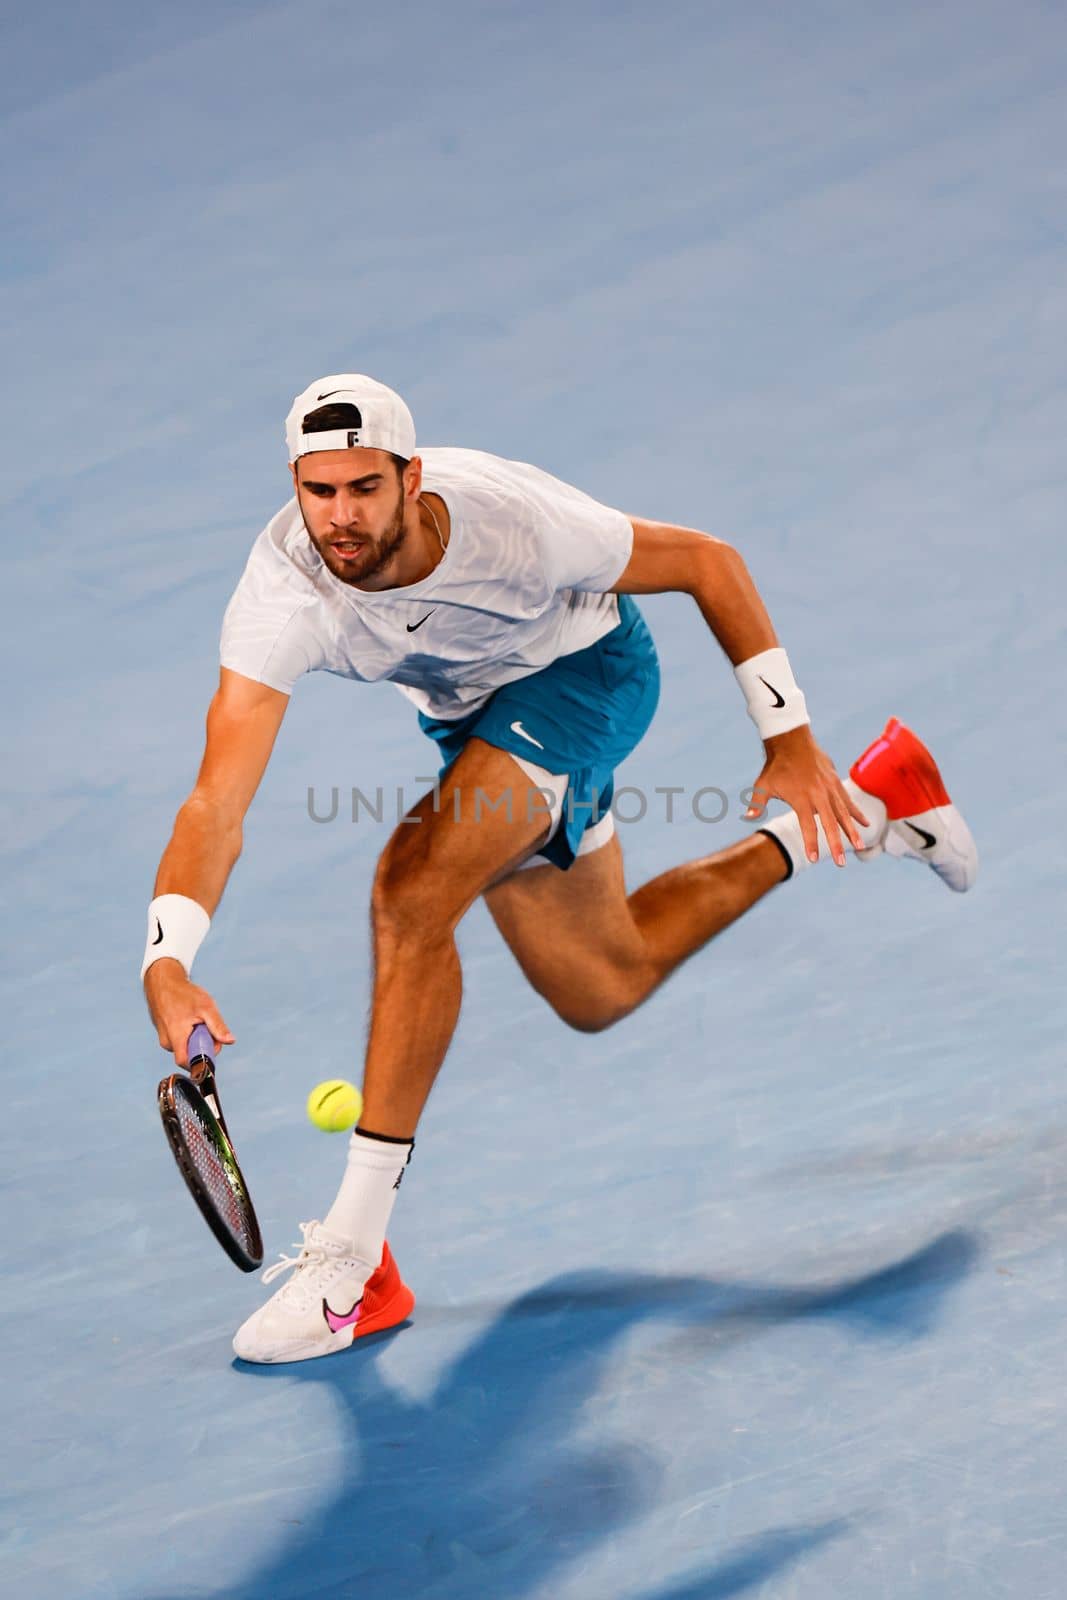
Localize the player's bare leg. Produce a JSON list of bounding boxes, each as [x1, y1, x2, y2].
[[234, 718, 975, 1361], [359, 735, 555, 1137], [234, 736, 556, 1362], [486, 717, 977, 1033], [485, 829, 786, 1032]]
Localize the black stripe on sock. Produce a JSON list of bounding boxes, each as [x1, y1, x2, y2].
[[356, 1127, 415, 1148], [757, 827, 793, 881]]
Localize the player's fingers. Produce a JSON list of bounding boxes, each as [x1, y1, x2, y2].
[[846, 792, 870, 830], [796, 804, 820, 864], [818, 795, 848, 867], [828, 782, 859, 864], [835, 790, 867, 853], [834, 776, 870, 834], [201, 1006, 236, 1052], [744, 781, 771, 819], [819, 756, 869, 833]]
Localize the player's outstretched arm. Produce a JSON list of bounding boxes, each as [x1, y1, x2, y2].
[[613, 517, 867, 867], [143, 668, 289, 1065]]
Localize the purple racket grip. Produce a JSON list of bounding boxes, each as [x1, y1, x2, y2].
[[187, 1023, 216, 1066]]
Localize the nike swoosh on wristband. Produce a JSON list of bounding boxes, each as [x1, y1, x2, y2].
[[152, 918, 163, 945], [323, 1296, 364, 1334], [904, 820, 937, 850], [510, 720, 545, 749], [758, 676, 786, 709], [406, 610, 436, 632]]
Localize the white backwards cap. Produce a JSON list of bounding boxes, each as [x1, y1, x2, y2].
[[285, 373, 416, 462]]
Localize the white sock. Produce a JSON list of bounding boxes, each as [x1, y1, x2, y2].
[[757, 777, 887, 879], [322, 1130, 414, 1266]]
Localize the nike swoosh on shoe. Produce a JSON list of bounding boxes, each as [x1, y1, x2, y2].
[[323, 1297, 363, 1334]]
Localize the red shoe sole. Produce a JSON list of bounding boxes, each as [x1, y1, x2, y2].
[[850, 716, 950, 821]]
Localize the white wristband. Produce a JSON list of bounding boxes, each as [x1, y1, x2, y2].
[[141, 894, 211, 981], [734, 647, 810, 740]]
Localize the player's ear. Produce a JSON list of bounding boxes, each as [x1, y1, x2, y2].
[[404, 454, 423, 501], [289, 460, 299, 490]]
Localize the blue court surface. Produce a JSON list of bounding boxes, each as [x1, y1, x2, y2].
[[3, 3, 1065, 1596]]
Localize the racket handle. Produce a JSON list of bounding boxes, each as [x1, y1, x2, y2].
[[187, 1023, 216, 1067]]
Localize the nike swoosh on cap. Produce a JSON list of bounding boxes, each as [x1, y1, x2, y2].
[[758, 676, 786, 709], [323, 1296, 364, 1334], [316, 389, 348, 400]]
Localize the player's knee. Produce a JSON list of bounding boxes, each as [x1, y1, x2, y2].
[[371, 839, 452, 938], [372, 845, 424, 929]]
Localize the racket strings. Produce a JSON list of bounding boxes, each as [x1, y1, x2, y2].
[[174, 1090, 254, 1246]]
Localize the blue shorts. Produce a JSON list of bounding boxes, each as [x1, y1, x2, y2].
[[418, 594, 661, 870]]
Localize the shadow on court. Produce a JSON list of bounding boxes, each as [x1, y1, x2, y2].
[[150, 1230, 978, 1600]]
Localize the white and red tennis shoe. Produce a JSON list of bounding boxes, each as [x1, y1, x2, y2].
[[232, 1222, 414, 1364], [849, 716, 977, 892], [758, 715, 977, 889]]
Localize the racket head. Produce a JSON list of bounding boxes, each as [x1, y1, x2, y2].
[[158, 1071, 263, 1272]]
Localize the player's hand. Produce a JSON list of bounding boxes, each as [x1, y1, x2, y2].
[[144, 960, 235, 1066], [745, 725, 869, 867]]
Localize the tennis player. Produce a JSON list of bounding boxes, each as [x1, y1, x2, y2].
[[142, 374, 977, 1363]]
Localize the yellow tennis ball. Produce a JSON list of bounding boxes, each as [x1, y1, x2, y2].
[[306, 1079, 363, 1133]]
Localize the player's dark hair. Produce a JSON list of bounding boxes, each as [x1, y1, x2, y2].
[[300, 403, 409, 478]]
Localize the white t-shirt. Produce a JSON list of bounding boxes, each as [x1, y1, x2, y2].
[[220, 447, 634, 720]]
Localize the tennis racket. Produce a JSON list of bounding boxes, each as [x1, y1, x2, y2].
[[158, 1023, 263, 1272]]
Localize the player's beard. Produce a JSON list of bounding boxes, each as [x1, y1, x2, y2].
[[301, 484, 408, 586]]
